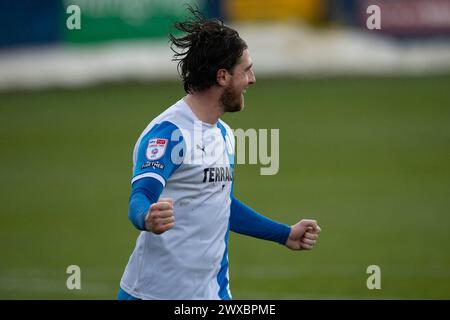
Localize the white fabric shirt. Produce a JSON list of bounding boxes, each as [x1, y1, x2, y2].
[[120, 99, 235, 300]]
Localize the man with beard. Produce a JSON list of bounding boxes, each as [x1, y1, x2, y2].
[[118, 7, 321, 300]]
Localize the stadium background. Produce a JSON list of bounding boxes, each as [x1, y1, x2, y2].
[[1, 0, 449, 299]]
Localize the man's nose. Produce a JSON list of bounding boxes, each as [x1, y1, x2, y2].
[[248, 71, 256, 85]]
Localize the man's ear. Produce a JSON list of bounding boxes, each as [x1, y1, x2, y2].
[[216, 69, 230, 87]]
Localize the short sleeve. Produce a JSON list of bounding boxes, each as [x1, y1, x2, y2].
[[131, 121, 184, 187]]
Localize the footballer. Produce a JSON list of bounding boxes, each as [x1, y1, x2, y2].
[[118, 7, 321, 300]]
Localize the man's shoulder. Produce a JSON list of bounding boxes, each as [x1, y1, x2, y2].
[[153, 100, 181, 123], [151, 98, 195, 130], [139, 99, 185, 133]]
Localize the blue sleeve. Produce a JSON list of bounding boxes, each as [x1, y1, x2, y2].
[[132, 121, 184, 187], [129, 121, 184, 230], [230, 196, 291, 245], [128, 177, 163, 230]]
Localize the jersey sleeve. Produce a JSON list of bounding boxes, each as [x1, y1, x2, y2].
[[131, 121, 184, 187]]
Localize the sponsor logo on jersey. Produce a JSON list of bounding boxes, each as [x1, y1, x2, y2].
[[202, 166, 233, 183], [141, 161, 165, 170], [146, 138, 168, 160]]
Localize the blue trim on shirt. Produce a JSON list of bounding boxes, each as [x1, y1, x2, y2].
[[216, 121, 233, 299], [217, 222, 231, 300]]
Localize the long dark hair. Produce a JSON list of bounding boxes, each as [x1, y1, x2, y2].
[[169, 6, 247, 93]]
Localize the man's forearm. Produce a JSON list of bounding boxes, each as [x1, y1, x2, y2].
[[128, 178, 163, 231], [230, 196, 291, 244]]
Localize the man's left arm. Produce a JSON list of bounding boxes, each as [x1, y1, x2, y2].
[[230, 196, 321, 250]]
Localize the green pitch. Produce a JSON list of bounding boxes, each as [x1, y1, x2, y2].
[[1, 76, 449, 299]]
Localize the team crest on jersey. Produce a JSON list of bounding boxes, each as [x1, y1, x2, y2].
[[146, 138, 168, 160]]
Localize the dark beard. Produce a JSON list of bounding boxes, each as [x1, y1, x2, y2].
[[220, 85, 243, 113]]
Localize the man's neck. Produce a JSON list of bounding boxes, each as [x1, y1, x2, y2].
[[184, 90, 223, 125]]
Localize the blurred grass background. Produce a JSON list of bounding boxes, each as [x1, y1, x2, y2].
[[1, 76, 449, 299]]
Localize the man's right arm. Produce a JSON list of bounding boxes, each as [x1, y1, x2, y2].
[[128, 177, 163, 231], [128, 121, 184, 232]]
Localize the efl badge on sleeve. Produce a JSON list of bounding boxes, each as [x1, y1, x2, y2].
[[146, 138, 168, 160]]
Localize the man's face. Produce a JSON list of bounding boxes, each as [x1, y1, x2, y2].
[[220, 49, 256, 113]]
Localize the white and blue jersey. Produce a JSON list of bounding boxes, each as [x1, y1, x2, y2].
[[120, 98, 290, 300]]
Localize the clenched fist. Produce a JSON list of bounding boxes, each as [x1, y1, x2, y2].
[[145, 198, 175, 234], [285, 219, 321, 251]]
